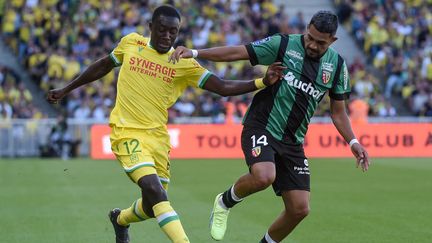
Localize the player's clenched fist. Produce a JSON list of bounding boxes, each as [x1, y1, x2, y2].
[[47, 88, 67, 104]]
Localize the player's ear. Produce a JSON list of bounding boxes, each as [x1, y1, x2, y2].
[[330, 36, 337, 44]]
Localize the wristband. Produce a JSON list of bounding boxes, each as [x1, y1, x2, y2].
[[254, 78, 266, 89], [349, 138, 359, 147], [191, 49, 198, 58]]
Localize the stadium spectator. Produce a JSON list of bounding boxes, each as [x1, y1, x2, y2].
[[420, 96, 432, 117], [334, 0, 432, 116], [384, 55, 405, 99], [378, 100, 397, 117], [349, 94, 369, 124], [0, 65, 41, 119]]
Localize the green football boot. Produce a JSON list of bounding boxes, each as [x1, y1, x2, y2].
[[209, 193, 230, 241]]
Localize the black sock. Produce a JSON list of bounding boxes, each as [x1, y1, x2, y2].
[[221, 186, 242, 208], [260, 235, 268, 243]]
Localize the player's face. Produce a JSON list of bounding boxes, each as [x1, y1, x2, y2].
[[304, 24, 337, 59], [150, 15, 180, 54]]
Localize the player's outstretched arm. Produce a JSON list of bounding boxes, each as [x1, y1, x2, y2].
[[169, 45, 249, 64], [330, 99, 370, 171], [47, 55, 115, 104], [203, 62, 286, 97]]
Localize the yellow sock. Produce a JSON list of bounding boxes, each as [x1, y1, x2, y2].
[[153, 201, 189, 243], [118, 198, 152, 226]]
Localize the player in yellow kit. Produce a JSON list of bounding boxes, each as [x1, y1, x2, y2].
[[47, 5, 285, 243]]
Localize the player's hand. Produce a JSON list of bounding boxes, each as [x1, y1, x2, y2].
[[168, 46, 192, 64], [351, 143, 370, 172], [47, 88, 67, 104], [263, 62, 287, 86]]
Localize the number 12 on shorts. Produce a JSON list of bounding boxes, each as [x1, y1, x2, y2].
[[251, 135, 268, 147]]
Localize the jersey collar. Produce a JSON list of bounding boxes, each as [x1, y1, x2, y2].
[[148, 39, 175, 53]]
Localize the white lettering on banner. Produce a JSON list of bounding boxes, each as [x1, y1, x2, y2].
[[102, 135, 112, 154], [169, 129, 180, 148], [284, 72, 325, 100]]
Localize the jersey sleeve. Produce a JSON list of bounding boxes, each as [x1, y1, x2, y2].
[[329, 60, 351, 100], [183, 58, 212, 89], [109, 34, 133, 66], [245, 35, 281, 66]]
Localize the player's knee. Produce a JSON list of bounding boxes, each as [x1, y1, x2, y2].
[[297, 206, 310, 219], [137, 176, 166, 201], [290, 205, 310, 220], [250, 163, 275, 190], [252, 173, 275, 190]]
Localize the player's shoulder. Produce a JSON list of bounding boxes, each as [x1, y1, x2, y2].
[[120, 32, 149, 45], [251, 33, 300, 46], [327, 46, 339, 56], [251, 34, 282, 46], [285, 34, 301, 43], [325, 47, 345, 63], [175, 54, 203, 68]]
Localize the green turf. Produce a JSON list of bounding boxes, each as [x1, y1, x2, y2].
[[0, 158, 431, 243]]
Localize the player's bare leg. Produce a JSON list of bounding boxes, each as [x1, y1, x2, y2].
[[264, 190, 310, 242], [210, 162, 275, 240], [233, 162, 276, 197], [137, 174, 168, 216]]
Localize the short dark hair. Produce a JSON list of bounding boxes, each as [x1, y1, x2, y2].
[[309, 11, 338, 36], [152, 5, 181, 22]]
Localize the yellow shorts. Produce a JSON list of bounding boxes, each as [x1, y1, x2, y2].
[[110, 125, 171, 189]]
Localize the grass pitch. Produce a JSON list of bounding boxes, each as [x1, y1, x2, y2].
[[0, 157, 431, 243]]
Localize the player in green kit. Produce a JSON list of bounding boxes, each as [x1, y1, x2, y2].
[[170, 11, 370, 242]]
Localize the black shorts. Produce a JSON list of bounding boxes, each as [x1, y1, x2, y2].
[[241, 126, 310, 195]]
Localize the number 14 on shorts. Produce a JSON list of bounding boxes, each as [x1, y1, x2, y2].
[[251, 135, 268, 157]]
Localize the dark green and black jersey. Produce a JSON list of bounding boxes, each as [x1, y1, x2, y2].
[[244, 34, 351, 145]]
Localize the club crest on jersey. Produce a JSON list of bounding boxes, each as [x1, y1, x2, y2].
[[322, 71, 331, 84], [251, 146, 261, 157], [130, 153, 139, 163]]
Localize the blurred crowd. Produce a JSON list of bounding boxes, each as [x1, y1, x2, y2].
[[335, 0, 432, 117], [1, 0, 430, 122], [0, 64, 43, 118], [1, 0, 308, 122]]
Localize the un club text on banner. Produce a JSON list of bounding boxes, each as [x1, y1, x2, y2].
[[90, 123, 432, 159]]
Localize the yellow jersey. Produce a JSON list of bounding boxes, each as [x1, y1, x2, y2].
[[109, 33, 212, 129]]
